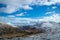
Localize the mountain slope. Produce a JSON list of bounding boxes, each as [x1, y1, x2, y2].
[[0, 23, 45, 38], [33, 21, 60, 40]]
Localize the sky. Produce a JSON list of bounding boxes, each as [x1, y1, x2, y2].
[[0, 0, 60, 25]]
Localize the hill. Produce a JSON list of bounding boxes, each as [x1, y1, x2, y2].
[[0, 23, 45, 38]]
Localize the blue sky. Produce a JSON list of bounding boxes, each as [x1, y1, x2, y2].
[[0, 0, 60, 24], [0, 5, 60, 18]]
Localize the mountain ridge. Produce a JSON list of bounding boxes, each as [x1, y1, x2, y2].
[[0, 23, 45, 38]]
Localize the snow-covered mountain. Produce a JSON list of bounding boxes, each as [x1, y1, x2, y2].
[[32, 21, 60, 40]]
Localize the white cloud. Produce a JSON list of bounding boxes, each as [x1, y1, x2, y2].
[[46, 12, 52, 15], [52, 6, 57, 9], [8, 17, 38, 23], [0, 16, 39, 26], [7, 15, 15, 17], [22, 5, 33, 10], [0, 0, 60, 13], [16, 13, 24, 16], [41, 14, 60, 22], [0, 13, 60, 26], [45, 11, 56, 15], [0, 17, 10, 23], [0, 0, 33, 13]]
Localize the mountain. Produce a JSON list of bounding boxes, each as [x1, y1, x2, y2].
[[0, 23, 23, 38], [33, 21, 60, 28], [0, 21, 60, 40], [31, 21, 60, 40], [0, 23, 45, 38]]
